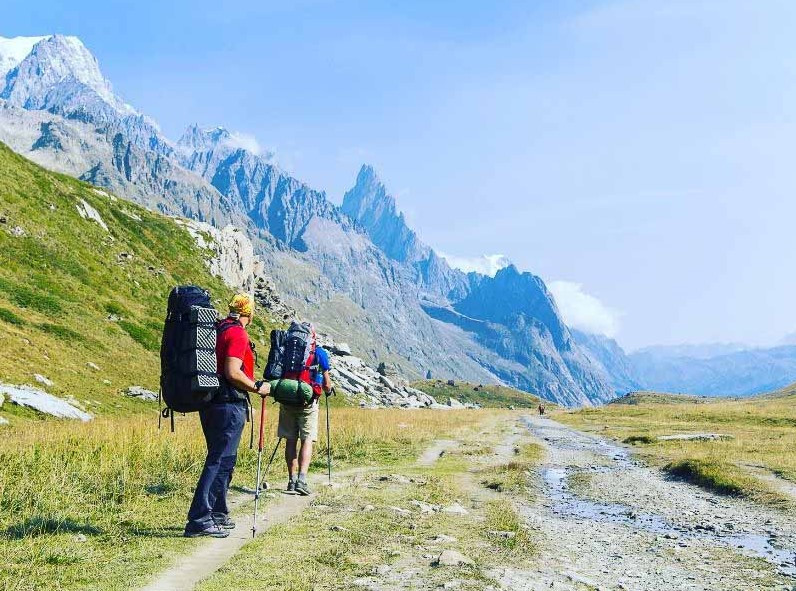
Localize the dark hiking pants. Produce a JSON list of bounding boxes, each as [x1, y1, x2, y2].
[[186, 401, 247, 532]]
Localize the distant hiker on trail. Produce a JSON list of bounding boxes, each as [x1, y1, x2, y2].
[[538, 402, 546, 416], [264, 321, 333, 496], [184, 293, 270, 539]]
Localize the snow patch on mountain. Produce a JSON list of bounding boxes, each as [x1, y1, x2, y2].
[[438, 252, 511, 277], [0, 35, 50, 77]]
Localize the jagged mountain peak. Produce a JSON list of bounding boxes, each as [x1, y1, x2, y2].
[[342, 164, 429, 264], [177, 124, 231, 152]]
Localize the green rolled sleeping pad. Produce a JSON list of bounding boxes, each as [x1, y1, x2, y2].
[[269, 379, 315, 407]]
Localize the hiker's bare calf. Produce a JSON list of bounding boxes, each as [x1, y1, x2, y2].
[[285, 438, 313, 478]]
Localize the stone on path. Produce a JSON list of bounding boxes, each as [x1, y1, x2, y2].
[[433, 550, 474, 567], [442, 502, 469, 515]]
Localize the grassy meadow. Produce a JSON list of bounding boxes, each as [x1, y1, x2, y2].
[[557, 386, 796, 505], [0, 406, 502, 591], [196, 411, 541, 591]]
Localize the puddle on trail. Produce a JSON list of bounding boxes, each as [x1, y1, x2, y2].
[[523, 418, 796, 578]]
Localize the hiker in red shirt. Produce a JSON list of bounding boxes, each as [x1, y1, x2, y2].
[[185, 293, 270, 538]]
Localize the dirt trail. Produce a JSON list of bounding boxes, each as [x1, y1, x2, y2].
[[493, 416, 796, 590], [139, 439, 457, 591], [139, 491, 313, 591]]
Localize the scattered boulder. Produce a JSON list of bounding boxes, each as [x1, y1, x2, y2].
[[446, 379, 456, 387], [0, 383, 93, 421], [448, 398, 464, 409], [117, 252, 134, 263], [362, 504, 375, 512], [390, 506, 412, 516], [410, 500, 438, 514], [442, 503, 469, 515], [0, 416, 8, 426], [86, 362, 100, 371], [433, 549, 474, 567], [10, 225, 26, 237], [124, 386, 158, 402], [328, 342, 352, 356], [76, 199, 109, 232], [429, 534, 458, 544], [33, 374, 53, 387]]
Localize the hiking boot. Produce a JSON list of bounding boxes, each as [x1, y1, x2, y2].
[[213, 513, 236, 530], [295, 479, 311, 496], [286, 480, 296, 493], [184, 524, 230, 539]]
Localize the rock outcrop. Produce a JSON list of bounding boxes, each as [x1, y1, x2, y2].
[[0, 383, 93, 421], [317, 335, 438, 408], [180, 220, 263, 292]]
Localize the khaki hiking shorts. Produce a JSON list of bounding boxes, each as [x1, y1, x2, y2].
[[277, 402, 319, 441]]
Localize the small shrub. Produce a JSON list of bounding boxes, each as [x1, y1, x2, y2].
[[623, 435, 655, 445], [0, 277, 63, 314], [38, 323, 87, 343], [118, 321, 159, 352], [665, 458, 744, 496], [0, 307, 23, 325]]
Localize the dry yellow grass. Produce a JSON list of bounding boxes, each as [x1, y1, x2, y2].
[[0, 406, 499, 591]]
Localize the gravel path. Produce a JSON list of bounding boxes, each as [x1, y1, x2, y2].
[[492, 416, 796, 591]]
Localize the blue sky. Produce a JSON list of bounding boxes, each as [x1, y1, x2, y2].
[[4, 0, 796, 349]]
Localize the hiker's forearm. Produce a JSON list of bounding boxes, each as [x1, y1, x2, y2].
[[225, 367, 258, 393], [323, 371, 332, 391]]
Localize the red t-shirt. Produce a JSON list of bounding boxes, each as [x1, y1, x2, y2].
[[216, 322, 254, 380]]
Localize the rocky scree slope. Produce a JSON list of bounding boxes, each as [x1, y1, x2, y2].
[[0, 34, 614, 406]]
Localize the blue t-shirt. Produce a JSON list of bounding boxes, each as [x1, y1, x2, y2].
[[313, 346, 331, 385]]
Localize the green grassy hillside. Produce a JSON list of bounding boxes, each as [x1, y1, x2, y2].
[[0, 142, 276, 421], [412, 379, 550, 408]]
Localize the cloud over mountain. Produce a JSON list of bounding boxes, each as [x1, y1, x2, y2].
[[549, 280, 620, 337], [438, 252, 512, 277]]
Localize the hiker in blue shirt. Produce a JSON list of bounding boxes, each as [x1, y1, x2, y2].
[[277, 342, 332, 495]]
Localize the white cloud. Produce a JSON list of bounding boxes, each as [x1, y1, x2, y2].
[[225, 132, 264, 156], [548, 280, 620, 337], [439, 252, 512, 277]]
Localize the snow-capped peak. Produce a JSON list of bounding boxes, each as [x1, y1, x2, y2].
[[0, 35, 51, 77], [1, 34, 136, 117]]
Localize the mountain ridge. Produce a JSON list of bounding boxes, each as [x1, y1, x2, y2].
[[0, 33, 616, 406]]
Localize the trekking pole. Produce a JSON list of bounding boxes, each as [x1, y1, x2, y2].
[[252, 393, 267, 538], [325, 388, 335, 484], [259, 437, 282, 491]]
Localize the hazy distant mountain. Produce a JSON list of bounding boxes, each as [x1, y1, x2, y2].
[[0, 32, 616, 406], [575, 330, 796, 397], [632, 342, 748, 360], [572, 330, 643, 395]]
